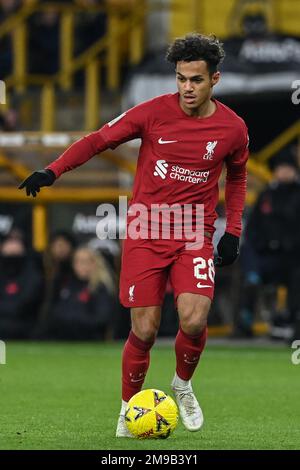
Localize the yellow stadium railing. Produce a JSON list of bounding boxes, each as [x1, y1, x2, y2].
[[252, 120, 300, 165], [0, 1, 174, 132], [0, 1, 148, 131]]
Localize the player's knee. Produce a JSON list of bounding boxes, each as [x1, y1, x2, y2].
[[132, 323, 158, 343], [178, 295, 210, 327], [178, 299, 209, 335], [180, 314, 207, 336], [131, 307, 161, 342], [132, 317, 159, 342]]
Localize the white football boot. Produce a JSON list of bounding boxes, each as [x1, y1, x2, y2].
[[171, 373, 204, 432], [115, 400, 134, 438]]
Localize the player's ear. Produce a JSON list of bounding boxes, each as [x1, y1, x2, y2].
[[211, 71, 220, 87]]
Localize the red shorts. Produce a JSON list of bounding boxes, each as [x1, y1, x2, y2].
[[119, 237, 215, 308]]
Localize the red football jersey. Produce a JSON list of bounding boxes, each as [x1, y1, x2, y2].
[[48, 93, 248, 237]]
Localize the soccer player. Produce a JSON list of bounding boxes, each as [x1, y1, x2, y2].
[[19, 34, 248, 436]]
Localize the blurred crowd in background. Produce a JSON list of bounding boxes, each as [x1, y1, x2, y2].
[[0, 0, 107, 130], [237, 146, 300, 341], [0, 228, 117, 340]]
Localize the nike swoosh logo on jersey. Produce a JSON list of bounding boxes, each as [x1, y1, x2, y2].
[[158, 137, 178, 144], [197, 282, 211, 288]]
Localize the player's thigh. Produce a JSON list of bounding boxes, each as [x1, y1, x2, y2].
[[131, 306, 162, 342], [170, 240, 215, 304], [119, 238, 169, 308]]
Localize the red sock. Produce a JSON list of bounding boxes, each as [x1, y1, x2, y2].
[[175, 326, 207, 381], [122, 331, 154, 402]]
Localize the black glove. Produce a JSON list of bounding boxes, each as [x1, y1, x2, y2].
[[18, 169, 56, 197], [215, 232, 239, 267]]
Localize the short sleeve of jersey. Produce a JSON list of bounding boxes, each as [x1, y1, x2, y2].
[[99, 99, 154, 149]]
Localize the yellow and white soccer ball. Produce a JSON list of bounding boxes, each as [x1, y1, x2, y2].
[[125, 389, 178, 439]]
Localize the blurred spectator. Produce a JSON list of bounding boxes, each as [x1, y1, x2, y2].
[[0, 108, 18, 131], [236, 148, 300, 339], [44, 246, 115, 340], [75, 0, 107, 55], [45, 230, 77, 293], [0, 0, 22, 78], [87, 237, 120, 273], [0, 235, 43, 339], [28, 8, 60, 74], [0, 205, 33, 249], [37, 230, 77, 332]]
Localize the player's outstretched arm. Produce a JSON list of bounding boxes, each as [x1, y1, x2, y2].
[[18, 169, 56, 197], [17, 132, 105, 198], [18, 101, 150, 198]]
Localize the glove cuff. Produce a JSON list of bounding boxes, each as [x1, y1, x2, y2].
[[224, 231, 239, 242], [44, 169, 56, 184]]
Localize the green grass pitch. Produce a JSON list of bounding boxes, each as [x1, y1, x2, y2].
[[0, 341, 299, 450]]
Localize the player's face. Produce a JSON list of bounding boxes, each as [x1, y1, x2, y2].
[[176, 61, 220, 115]]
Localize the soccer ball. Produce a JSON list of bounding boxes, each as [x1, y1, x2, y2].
[[125, 389, 178, 439]]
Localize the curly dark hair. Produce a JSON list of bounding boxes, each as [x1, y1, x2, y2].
[[166, 33, 225, 75]]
